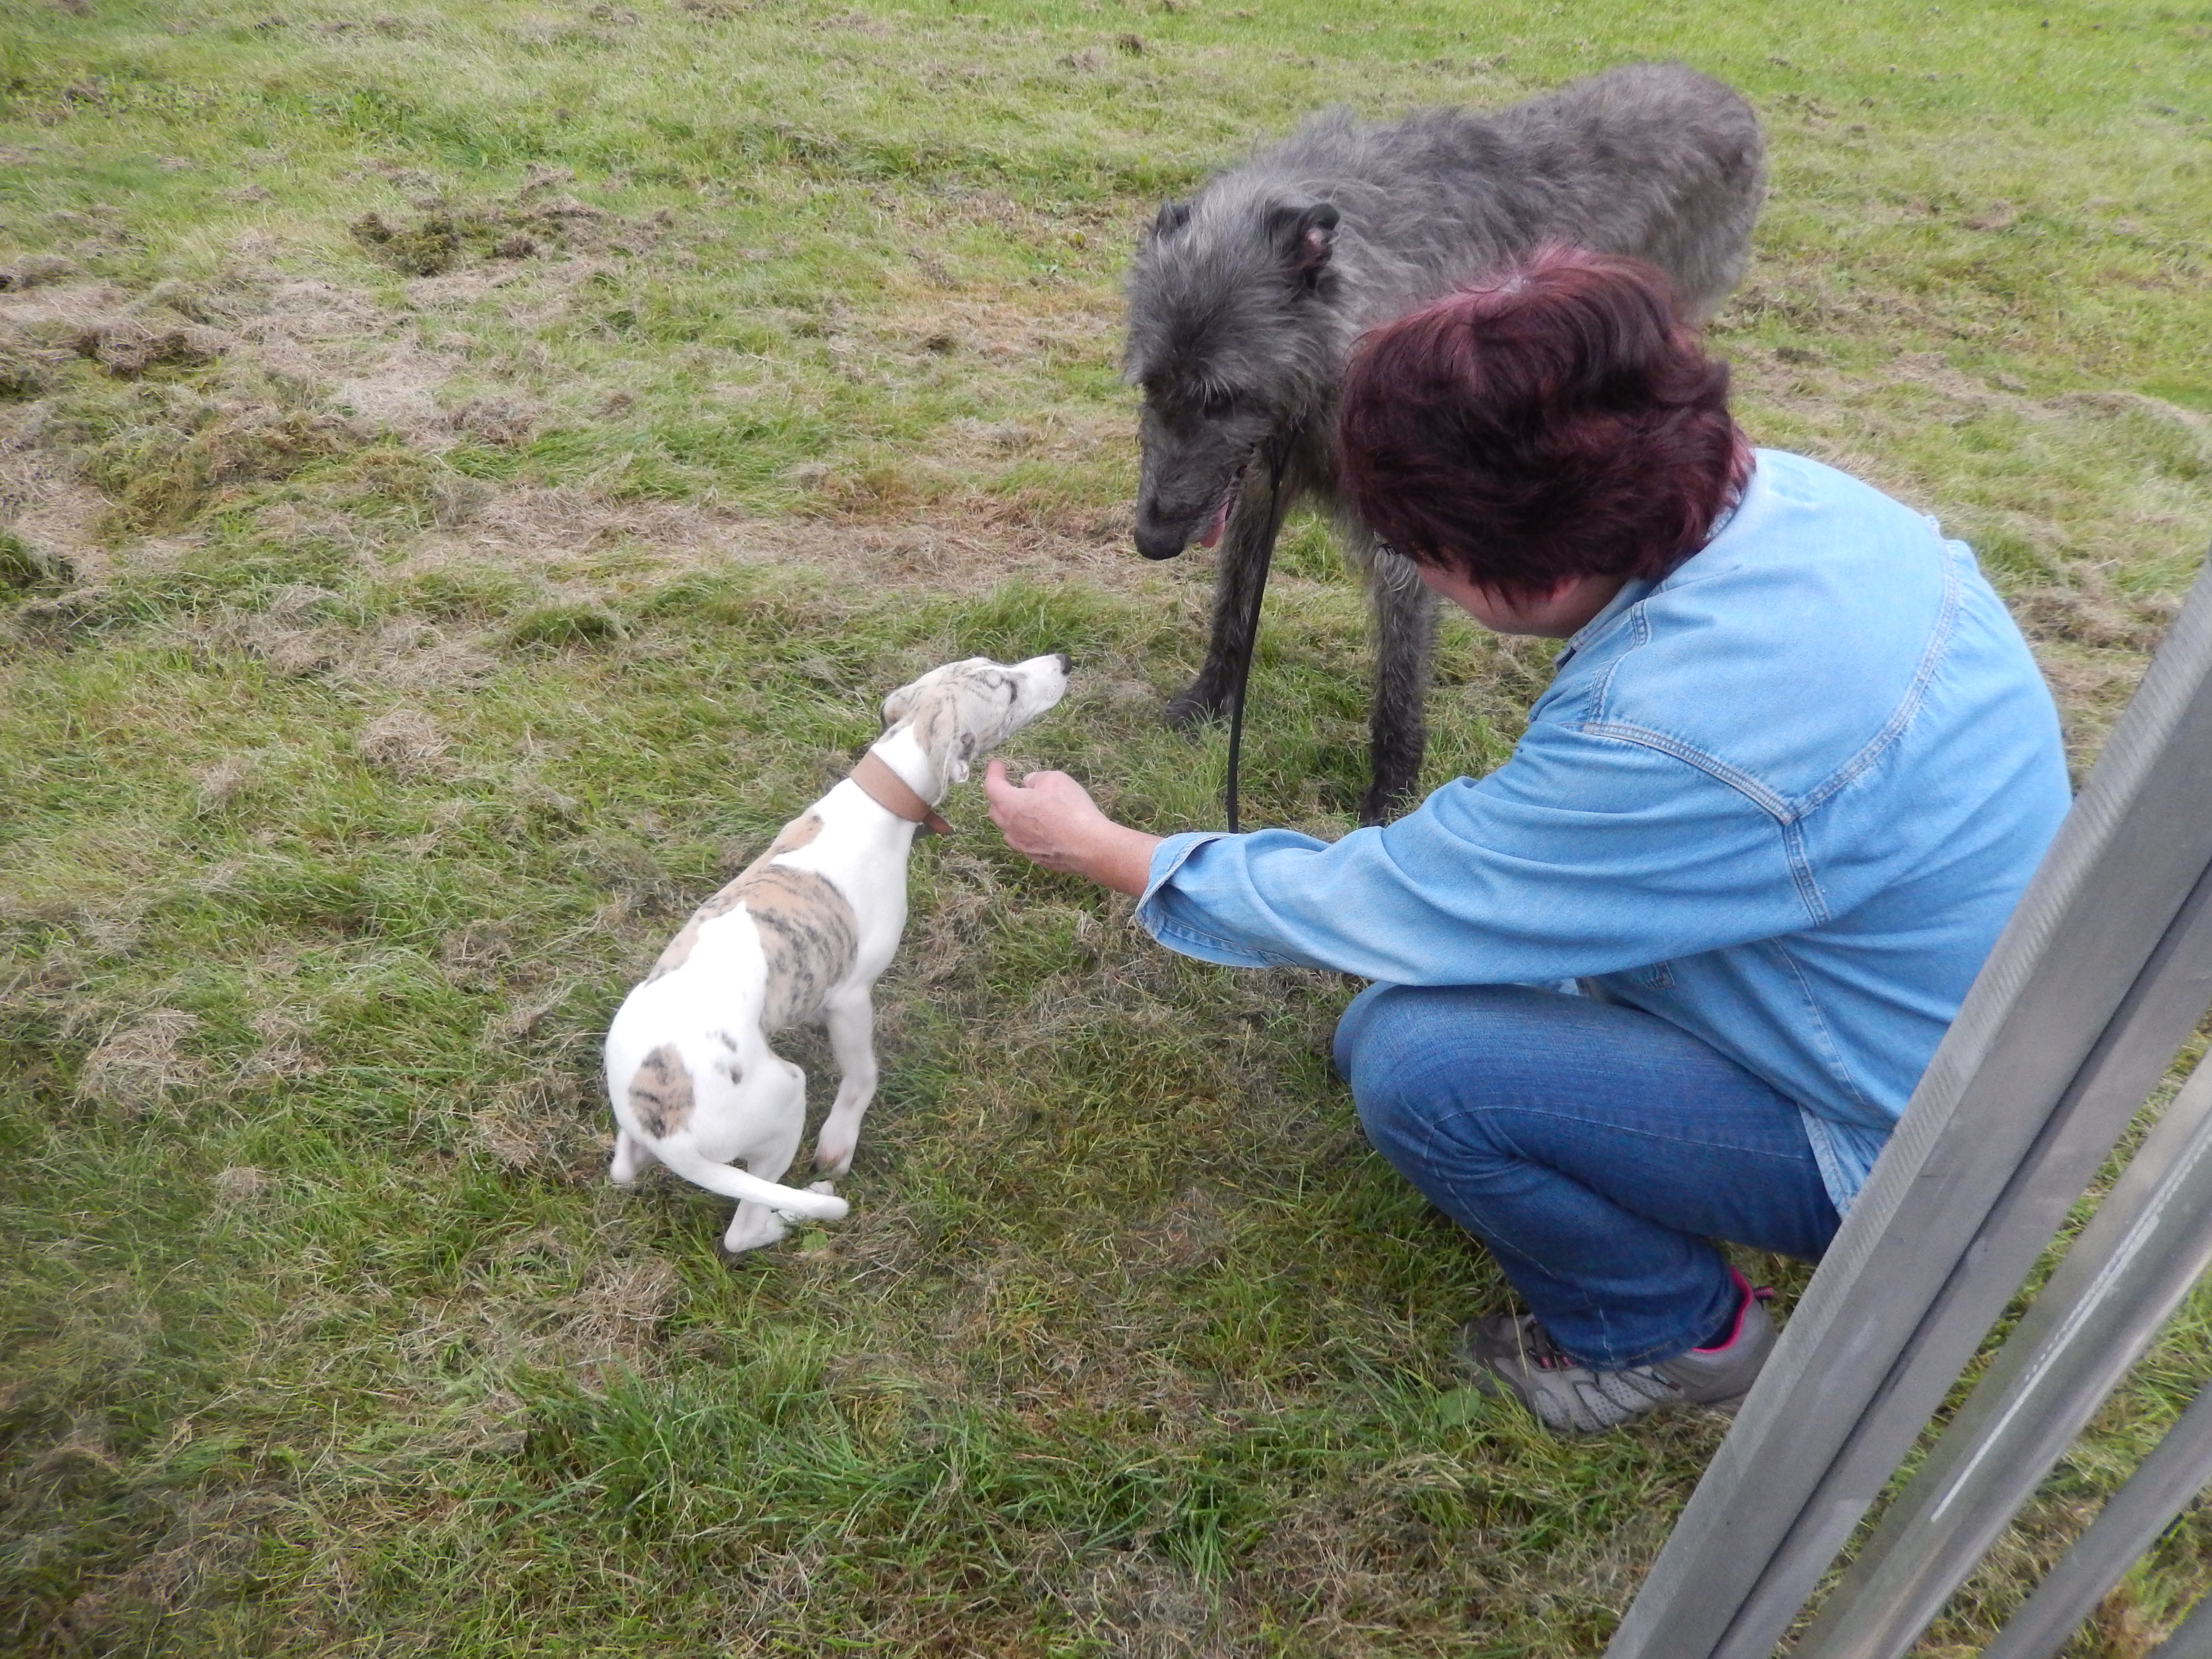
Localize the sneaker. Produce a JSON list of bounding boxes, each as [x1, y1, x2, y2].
[[1456, 1273, 1778, 1437]]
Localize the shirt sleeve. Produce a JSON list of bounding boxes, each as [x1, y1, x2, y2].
[[1135, 722, 1823, 984]]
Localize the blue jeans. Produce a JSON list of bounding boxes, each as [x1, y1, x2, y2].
[[1335, 982, 1841, 1369]]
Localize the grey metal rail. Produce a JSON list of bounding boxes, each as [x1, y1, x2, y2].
[[1981, 1380, 2212, 1659], [1794, 1052, 2212, 1659], [2153, 1590, 2212, 1659], [1605, 547, 2212, 1659]]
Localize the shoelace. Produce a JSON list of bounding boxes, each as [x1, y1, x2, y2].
[[1521, 1320, 1579, 1373]]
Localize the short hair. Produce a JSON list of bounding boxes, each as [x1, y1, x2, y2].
[[1337, 245, 1745, 601]]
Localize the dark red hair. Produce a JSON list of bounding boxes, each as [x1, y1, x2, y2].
[[1338, 245, 1746, 601]]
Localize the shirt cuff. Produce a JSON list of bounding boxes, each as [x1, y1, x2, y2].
[[1134, 831, 1290, 969]]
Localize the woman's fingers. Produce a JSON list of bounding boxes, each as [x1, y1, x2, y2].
[[983, 762, 1164, 896], [984, 764, 1097, 864]]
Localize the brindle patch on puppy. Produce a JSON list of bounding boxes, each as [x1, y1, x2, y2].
[[743, 864, 858, 1030], [628, 1041, 695, 1137], [647, 811, 825, 982]]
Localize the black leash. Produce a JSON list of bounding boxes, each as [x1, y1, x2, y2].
[[1222, 438, 1293, 834]]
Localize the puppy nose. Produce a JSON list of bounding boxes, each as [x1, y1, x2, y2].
[[1052, 652, 1071, 672]]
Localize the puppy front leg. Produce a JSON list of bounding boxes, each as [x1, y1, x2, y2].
[[812, 988, 879, 1178]]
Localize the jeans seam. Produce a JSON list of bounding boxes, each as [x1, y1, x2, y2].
[[1407, 1114, 1581, 1279], [1417, 1101, 1822, 1170]]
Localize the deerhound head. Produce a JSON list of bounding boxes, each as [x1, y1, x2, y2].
[[1124, 194, 1344, 561]]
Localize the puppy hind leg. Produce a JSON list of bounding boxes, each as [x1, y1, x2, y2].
[[813, 989, 879, 1178], [720, 1061, 811, 1256], [609, 1126, 654, 1187], [1359, 546, 1438, 825]]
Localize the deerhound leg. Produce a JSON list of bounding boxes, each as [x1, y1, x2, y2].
[[1360, 547, 1438, 825], [1167, 471, 1289, 729]]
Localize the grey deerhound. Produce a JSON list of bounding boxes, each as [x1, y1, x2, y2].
[[1125, 63, 1765, 823]]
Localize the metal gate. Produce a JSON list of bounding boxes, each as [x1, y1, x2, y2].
[[1607, 547, 2212, 1659]]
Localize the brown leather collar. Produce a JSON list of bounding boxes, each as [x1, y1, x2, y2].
[[850, 750, 952, 836]]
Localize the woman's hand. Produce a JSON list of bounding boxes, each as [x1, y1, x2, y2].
[[983, 762, 1162, 897]]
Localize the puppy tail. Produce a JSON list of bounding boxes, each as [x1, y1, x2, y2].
[[655, 1143, 852, 1222]]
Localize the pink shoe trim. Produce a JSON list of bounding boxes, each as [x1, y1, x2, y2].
[[1693, 1266, 1770, 1353]]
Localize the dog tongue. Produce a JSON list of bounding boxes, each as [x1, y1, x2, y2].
[[1197, 497, 1230, 549]]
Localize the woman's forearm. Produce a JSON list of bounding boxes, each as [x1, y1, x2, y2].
[[1074, 820, 1163, 897]]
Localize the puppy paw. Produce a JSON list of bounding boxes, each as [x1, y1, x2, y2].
[[813, 1139, 855, 1178], [719, 1213, 790, 1256]]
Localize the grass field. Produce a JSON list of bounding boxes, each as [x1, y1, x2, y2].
[[4, 0, 2211, 1652]]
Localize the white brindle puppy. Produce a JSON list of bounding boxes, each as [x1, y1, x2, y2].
[[605, 654, 1070, 1254]]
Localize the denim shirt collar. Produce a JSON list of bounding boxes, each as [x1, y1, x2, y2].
[[1552, 459, 1759, 671], [1554, 576, 1653, 671]]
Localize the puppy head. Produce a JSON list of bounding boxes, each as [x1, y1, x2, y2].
[[878, 654, 1070, 785]]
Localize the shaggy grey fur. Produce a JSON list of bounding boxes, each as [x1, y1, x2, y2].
[[1124, 63, 1765, 823]]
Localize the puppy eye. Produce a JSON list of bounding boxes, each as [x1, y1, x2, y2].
[[1201, 389, 1238, 417]]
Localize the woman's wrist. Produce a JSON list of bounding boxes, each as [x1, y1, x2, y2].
[[1085, 824, 1163, 897]]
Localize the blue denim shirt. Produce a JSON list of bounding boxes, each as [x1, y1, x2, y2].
[[1137, 451, 2071, 1210]]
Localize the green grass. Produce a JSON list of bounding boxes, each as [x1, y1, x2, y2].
[[3, 0, 2211, 1653]]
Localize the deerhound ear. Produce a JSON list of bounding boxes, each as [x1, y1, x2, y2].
[[1268, 201, 1340, 291], [1153, 200, 1192, 239]]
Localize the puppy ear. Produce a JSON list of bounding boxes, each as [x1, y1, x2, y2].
[[1266, 201, 1340, 293], [880, 684, 917, 730], [1153, 200, 1192, 239], [942, 726, 980, 787]]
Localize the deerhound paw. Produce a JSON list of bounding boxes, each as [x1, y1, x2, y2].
[[1165, 681, 1231, 730], [1357, 779, 1418, 827]]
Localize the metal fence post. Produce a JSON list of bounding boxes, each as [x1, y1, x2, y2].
[[2153, 1591, 2212, 1659], [1691, 853, 2212, 1659], [1792, 1052, 2212, 1659], [1604, 548, 2212, 1659], [1980, 1380, 2212, 1659]]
